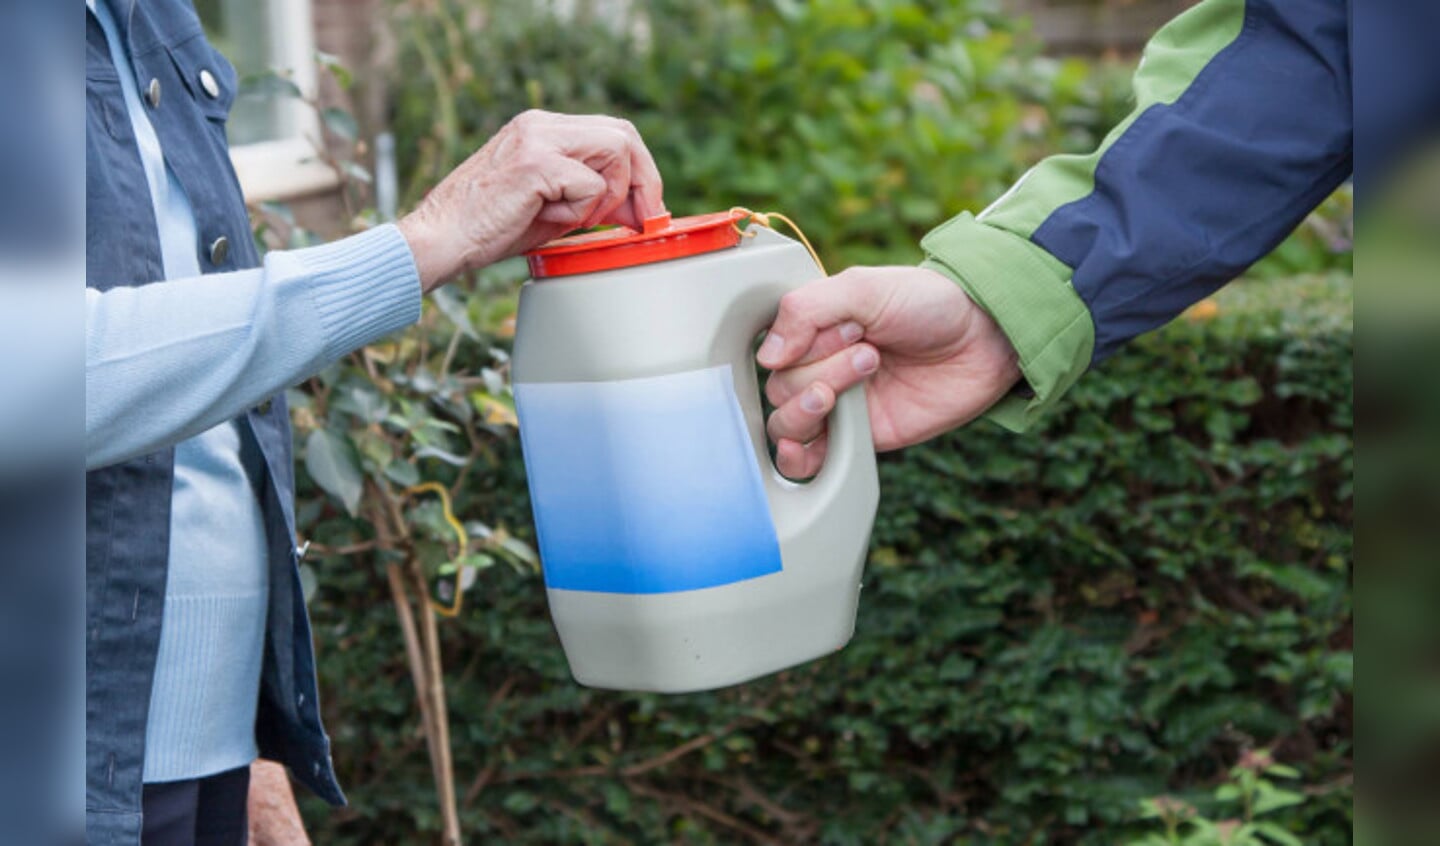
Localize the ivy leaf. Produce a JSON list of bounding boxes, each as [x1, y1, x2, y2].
[[315, 50, 354, 89], [458, 565, 478, 593], [499, 536, 539, 570], [1251, 784, 1305, 815], [305, 428, 364, 516], [338, 160, 372, 185], [1265, 763, 1301, 780], [1254, 821, 1304, 846], [384, 459, 420, 488], [260, 201, 297, 227], [238, 71, 302, 100], [432, 287, 479, 339], [413, 445, 470, 467], [470, 391, 518, 427], [322, 106, 359, 142], [480, 367, 506, 396], [335, 385, 389, 425]]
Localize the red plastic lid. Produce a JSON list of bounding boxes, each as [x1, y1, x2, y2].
[[525, 211, 747, 278]]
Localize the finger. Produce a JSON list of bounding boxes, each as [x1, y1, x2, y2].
[[756, 268, 892, 370], [564, 116, 664, 225], [604, 194, 643, 231], [607, 117, 666, 222], [766, 381, 835, 446], [757, 320, 864, 380], [528, 117, 631, 227], [534, 156, 609, 227], [603, 190, 659, 232], [793, 320, 866, 367], [765, 342, 879, 407], [553, 115, 665, 227], [776, 433, 829, 480], [568, 127, 634, 230]]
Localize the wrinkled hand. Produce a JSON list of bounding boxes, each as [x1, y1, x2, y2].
[[398, 109, 665, 292], [756, 266, 1022, 479]]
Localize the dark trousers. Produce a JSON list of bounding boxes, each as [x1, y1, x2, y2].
[[142, 766, 249, 846]]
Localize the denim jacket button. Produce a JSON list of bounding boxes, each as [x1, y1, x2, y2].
[[145, 78, 161, 109], [208, 235, 229, 266], [199, 69, 220, 99], [297, 692, 306, 708]]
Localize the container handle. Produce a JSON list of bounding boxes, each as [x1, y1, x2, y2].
[[717, 229, 878, 549]]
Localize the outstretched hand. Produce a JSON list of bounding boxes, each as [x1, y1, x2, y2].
[[757, 266, 1022, 479], [398, 109, 665, 292]]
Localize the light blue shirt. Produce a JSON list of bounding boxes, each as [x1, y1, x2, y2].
[[88, 0, 421, 782]]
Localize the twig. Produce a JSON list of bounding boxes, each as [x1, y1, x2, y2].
[[495, 764, 611, 784], [567, 703, 616, 752], [307, 539, 378, 556], [411, 559, 462, 845], [461, 762, 498, 808], [694, 773, 810, 829], [620, 727, 731, 777], [496, 720, 746, 784], [439, 327, 463, 380], [384, 562, 440, 794], [624, 778, 781, 845], [486, 675, 518, 711], [447, 417, 486, 501]]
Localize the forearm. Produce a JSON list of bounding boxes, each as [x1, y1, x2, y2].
[[923, 0, 1352, 431], [86, 224, 420, 469], [248, 760, 311, 846]]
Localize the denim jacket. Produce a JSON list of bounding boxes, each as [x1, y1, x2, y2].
[[86, 1, 342, 841]]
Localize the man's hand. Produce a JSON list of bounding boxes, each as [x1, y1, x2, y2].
[[248, 760, 311, 846], [397, 109, 665, 292], [756, 266, 1022, 479]]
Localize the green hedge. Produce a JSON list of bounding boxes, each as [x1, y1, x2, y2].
[[297, 274, 1352, 844], [390, 0, 1351, 276]]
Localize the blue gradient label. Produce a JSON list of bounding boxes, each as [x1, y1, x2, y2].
[[515, 366, 782, 594]]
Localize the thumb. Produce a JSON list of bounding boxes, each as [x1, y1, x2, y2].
[[757, 267, 893, 369]]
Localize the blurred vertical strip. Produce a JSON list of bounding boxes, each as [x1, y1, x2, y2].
[[0, 1, 85, 844], [1355, 2, 1440, 844]]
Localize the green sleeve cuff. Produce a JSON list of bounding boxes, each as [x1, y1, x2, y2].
[[919, 213, 1095, 432]]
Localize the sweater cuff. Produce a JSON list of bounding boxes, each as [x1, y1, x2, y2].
[[287, 224, 423, 361], [919, 213, 1094, 432]]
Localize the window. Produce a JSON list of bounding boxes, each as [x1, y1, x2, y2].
[[195, 0, 339, 202]]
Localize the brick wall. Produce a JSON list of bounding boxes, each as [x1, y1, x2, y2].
[[1010, 0, 1198, 55], [312, 0, 394, 138], [282, 0, 394, 238]]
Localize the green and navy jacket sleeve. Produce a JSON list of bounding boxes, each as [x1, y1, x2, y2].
[[920, 0, 1352, 431]]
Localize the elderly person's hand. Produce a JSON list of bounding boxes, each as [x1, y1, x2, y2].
[[756, 266, 1021, 479], [398, 109, 665, 292]]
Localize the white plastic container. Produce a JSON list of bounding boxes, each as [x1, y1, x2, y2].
[[513, 212, 879, 693]]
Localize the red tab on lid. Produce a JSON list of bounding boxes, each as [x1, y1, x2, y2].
[[525, 210, 746, 279]]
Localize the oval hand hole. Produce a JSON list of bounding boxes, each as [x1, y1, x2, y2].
[[753, 331, 820, 484]]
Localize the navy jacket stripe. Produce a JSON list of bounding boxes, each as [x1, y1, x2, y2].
[[1032, 0, 1353, 363]]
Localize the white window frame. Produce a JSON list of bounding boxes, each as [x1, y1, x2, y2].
[[224, 0, 342, 203]]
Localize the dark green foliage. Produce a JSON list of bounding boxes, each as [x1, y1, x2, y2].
[[298, 275, 1352, 844], [391, 0, 1350, 273]]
